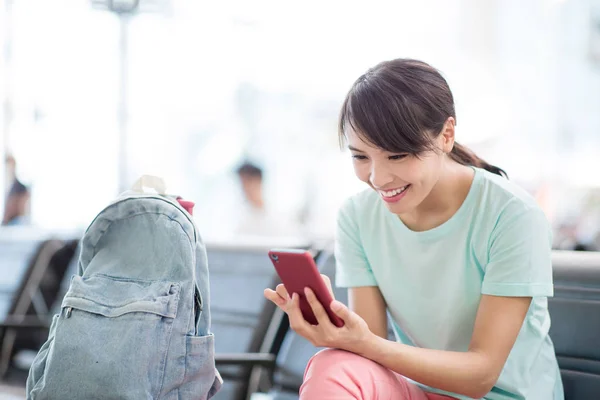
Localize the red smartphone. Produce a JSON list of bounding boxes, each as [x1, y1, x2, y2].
[[268, 249, 344, 328]]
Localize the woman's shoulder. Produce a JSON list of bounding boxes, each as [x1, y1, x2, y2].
[[475, 168, 550, 230], [477, 168, 542, 212]]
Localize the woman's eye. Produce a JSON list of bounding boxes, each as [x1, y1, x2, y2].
[[389, 154, 408, 160], [352, 155, 367, 160]]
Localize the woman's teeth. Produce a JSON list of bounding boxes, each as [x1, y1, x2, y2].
[[381, 185, 409, 197]]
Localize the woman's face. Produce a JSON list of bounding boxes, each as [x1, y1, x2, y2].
[[346, 123, 454, 216]]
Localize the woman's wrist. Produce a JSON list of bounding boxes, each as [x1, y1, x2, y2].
[[346, 329, 383, 357]]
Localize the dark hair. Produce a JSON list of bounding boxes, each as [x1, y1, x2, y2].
[[236, 161, 263, 179], [8, 179, 29, 196], [338, 59, 507, 178]]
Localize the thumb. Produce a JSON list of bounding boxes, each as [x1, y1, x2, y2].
[[330, 300, 353, 321]]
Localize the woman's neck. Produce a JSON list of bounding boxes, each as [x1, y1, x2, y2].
[[399, 162, 474, 232]]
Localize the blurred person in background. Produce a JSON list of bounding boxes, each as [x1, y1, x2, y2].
[[237, 161, 265, 212], [554, 220, 599, 251], [3, 154, 31, 226], [235, 160, 303, 238], [553, 222, 578, 250], [593, 231, 600, 251], [265, 59, 562, 399]]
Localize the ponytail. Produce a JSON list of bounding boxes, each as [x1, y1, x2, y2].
[[449, 142, 507, 178], [339, 58, 509, 180]]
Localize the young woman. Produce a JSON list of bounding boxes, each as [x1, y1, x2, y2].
[[264, 59, 563, 399]]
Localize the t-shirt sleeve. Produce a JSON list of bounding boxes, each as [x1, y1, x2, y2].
[[481, 202, 554, 297], [334, 198, 378, 288]]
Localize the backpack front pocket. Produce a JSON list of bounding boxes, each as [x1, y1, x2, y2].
[[30, 274, 180, 400]]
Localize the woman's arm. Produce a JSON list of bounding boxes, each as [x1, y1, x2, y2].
[[356, 295, 531, 399], [349, 287, 388, 339], [267, 281, 531, 398]]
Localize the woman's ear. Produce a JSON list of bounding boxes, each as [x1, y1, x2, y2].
[[440, 117, 456, 154]]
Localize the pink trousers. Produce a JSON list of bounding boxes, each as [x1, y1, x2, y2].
[[300, 349, 456, 400]]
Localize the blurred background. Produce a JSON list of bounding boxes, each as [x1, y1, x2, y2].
[[1, 0, 600, 398], [2, 0, 600, 248], [1, 0, 599, 249]]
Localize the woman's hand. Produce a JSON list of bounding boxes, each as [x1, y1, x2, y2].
[[264, 275, 373, 353]]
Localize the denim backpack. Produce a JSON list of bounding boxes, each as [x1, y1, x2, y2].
[[26, 176, 222, 399]]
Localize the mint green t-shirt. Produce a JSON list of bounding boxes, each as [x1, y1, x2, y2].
[[335, 167, 564, 400]]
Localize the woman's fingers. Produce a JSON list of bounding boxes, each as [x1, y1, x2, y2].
[[320, 274, 334, 297], [265, 284, 293, 310], [305, 287, 331, 325], [275, 283, 290, 300], [287, 293, 312, 334], [264, 288, 286, 307]]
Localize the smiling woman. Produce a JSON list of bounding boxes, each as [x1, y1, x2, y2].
[[265, 59, 563, 400], [337, 60, 509, 230], [338, 59, 506, 175]]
